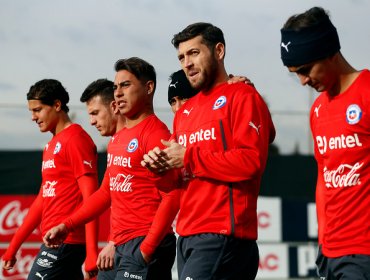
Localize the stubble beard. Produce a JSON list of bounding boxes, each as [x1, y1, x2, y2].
[[191, 62, 218, 92]]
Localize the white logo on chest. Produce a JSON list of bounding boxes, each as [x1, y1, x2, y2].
[[183, 108, 193, 116], [42, 181, 57, 197], [323, 162, 363, 188], [110, 173, 134, 192], [316, 133, 362, 154], [314, 104, 321, 117]]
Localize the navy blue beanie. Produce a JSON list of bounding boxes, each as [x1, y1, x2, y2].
[[168, 70, 198, 104], [281, 17, 340, 67]]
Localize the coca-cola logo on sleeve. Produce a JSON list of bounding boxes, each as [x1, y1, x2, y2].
[[0, 196, 41, 242]]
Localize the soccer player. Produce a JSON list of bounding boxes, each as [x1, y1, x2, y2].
[[1, 79, 99, 279], [80, 78, 126, 279], [168, 69, 198, 113], [280, 7, 370, 279], [43, 57, 180, 280], [81, 78, 124, 137], [168, 69, 254, 114], [142, 22, 276, 280]]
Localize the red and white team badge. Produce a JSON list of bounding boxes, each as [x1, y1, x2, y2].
[[53, 142, 62, 154], [213, 96, 227, 110], [346, 104, 362, 125], [126, 138, 138, 152]]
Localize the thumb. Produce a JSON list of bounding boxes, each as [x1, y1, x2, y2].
[[43, 231, 53, 242], [161, 139, 175, 147]]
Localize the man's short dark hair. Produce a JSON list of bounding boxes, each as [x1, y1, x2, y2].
[[283, 6, 330, 30], [114, 57, 156, 93], [80, 79, 114, 105], [27, 79, 70, 112], [172, 22, 225, 52]]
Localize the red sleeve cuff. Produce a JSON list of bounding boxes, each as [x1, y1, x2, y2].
[[139, 241, 157, 257]]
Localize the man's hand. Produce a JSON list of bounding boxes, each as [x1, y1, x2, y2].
[[161, 140, 186, 169], [141, 250, 152, 264], [85, 269, 98, 279], [1, 258, 16, 271], [141, 146, 170, 173], [97, 241, 115, 271], [43, 223, 69, 248], [228, 74, 254, 87], [141, 140, 186, 172]]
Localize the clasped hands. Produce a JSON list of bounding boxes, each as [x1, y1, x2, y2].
[[141, 139, 186, 173]]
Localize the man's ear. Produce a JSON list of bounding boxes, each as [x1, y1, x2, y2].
[[146, 80, 155, 96], [214, 42, 225, 60], [54, 99, 62, 112], [111, 100, 120, 115]]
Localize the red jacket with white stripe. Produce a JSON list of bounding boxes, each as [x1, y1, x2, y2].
[[173, 82, 275, 240]]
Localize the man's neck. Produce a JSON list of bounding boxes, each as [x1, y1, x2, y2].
[[124, 110, 153, 129], [53, 114, 72, 136], [203, 68, 229, 92], [329, 58, 359, 96]]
